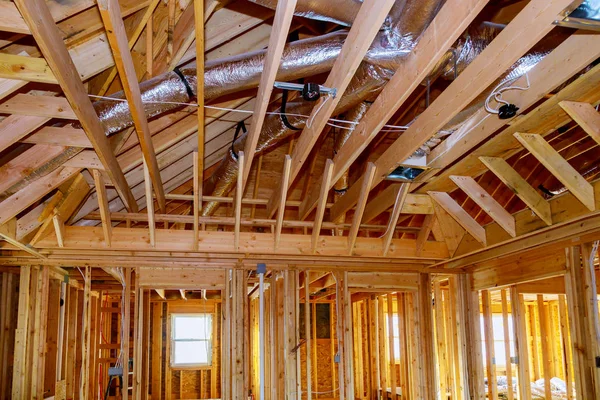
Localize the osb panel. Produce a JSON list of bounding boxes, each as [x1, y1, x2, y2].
[[55, 380, 66, 400], [299, 339, 335, 399], [180, 369, 200, 398]]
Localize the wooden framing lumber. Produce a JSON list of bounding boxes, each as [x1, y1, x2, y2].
[[194, 0, 205, 213], [382, 183, 410, 256], [234, 151, 245, 251], [428, 192, 486, 246], [481, 290, 498, 399], [450, 175, 516, 237], [514, 132, 595, 211], [0, 53, 57, 83], [560, 101, 600, 145], [11, 265, 31, 399], [241, 0, 297, 189], [416, 214, 435, 256], [52, 214, 65, 248], [311, 159, 334, 253], [479, 156, 552, 226], [98, 0, 166, 213], [93, 169, 112, 247], [500, 289, 514, 400], [13, 0, 138, 212], [266, 0, 396, 218], [511, 287, 532, 400], [274, 155, 292, 250], [143, 160, 156, 247], [329, 0, 579, 221], [348, 163, 376, 254], [297, 0, 490, 219]]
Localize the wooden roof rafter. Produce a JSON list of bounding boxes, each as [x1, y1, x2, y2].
[[265, 0, 397, 218], [329, 0, 583, 222], [13, 0, 138, 213], [98, 0, 166, 213]]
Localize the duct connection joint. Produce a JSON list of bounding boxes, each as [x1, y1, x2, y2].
[[274, 81, 337, 100]]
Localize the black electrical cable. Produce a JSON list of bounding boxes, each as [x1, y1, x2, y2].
[[280, 89, 302, 131], [230, 120, 247, 161], [173, 67, 195, 99]]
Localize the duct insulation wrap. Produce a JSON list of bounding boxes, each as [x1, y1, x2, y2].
[[92, 32, 347, 135], [201, 60, 392, 216], [248, 0, 363, 26]]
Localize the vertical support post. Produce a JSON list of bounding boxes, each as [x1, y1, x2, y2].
[[511, 286, 531, 400], [12, 266, 31, 399], [482, 289, 498, 399], [304, 271, 312, 400], [258, 263, 266, 400], [417, 273, 437, 399], [123, 268, 132, 400]]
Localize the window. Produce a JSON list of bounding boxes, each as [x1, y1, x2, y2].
[[383, 314, 401, 363], [171, 314, 212, 367]]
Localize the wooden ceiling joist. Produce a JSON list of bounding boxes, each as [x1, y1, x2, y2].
[[479, 156, 552, 226], [297, 0, 490, 220], [329, 0, 581, 222], [265, 0, 397, 218], [450, 175, 516, 238], [421, 36, 600, 195], [92, 169, 112, 247], [241, 0, 297, 190], [429, 191, 487, 246], [513, 132, 595, 211], [311, 159, 334, 253], [14, 0, 138, 213], [347, 163, 377, 254], [274, 155, 293, 251], [560, 101, 600, 146], [98, 0, 166, 213], [382, 183, 410, 257]]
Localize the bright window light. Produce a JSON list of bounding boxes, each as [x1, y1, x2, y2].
[[171, 314, 212, 367]]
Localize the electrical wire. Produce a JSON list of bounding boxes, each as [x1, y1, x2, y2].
[[484, 72, 530, 115], [86, 94, 411, 132]]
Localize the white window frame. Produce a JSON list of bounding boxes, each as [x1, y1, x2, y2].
[[170, 313, 213, 368]]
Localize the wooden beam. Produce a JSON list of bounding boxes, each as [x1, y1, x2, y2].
[[422, 35, 600, 196], [0, 53, 57, 83], [266, 0, 396, 217], [14, 0, 138, 212], [416, 214, 435, 256], [0, 219, 45, 259], [234, 151, 245, 250], [382, 183, 410, 256], [143, 160, 156, 247], [274, 155, 292, 250], [450, 175, 516, 237], [514, 132, 595, 211], [93, 169, 112, 247], [242, 0, 297, 189], [311, 159, 334, 253], [193, 152, 200, 250], [500, 289, 514, 400], [11, 265, 31, 399], [194, 0, 205, 212], [361, 185, 434, 224], [154, 289, 165, 299], [33, 225, 450, 262], [297, 0, 490, 219], [511, 287, 532, 400], [98, 0, 165, 213], [348, 163, 376, 254], [560, 101, 600, 145], [428, 192, 486, 246], [329, 0, 579, 221], [52, 215, 65, 248], [479, 156, 552, 226]]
